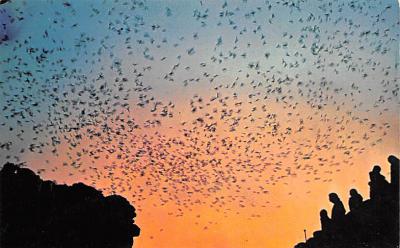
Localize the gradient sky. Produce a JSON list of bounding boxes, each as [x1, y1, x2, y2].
[[0, 0, 399, 247]]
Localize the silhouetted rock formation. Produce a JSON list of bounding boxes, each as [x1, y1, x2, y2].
[[0, 163, 140, 248], [295, 155, 399, 248]]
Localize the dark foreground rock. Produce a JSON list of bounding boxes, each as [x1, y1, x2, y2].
[[0, 163, 140, 248], [295, 155, 399, 248]]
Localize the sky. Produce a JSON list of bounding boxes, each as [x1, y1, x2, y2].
[[0, 0, 399, 248]]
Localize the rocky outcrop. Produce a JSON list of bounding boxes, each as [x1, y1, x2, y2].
[[0, 163, 140, 248], [294, 155, 399, 248]]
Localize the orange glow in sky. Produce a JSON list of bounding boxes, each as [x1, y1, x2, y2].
[[1, 0, 399, 247]]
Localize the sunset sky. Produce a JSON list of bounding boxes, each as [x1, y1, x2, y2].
[[0, 0, 399, 247]]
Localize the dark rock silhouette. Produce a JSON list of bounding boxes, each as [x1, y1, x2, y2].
[[0, 163, 140, 248], [389, 155, 399, 206], [295, 155, 399, 248]]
